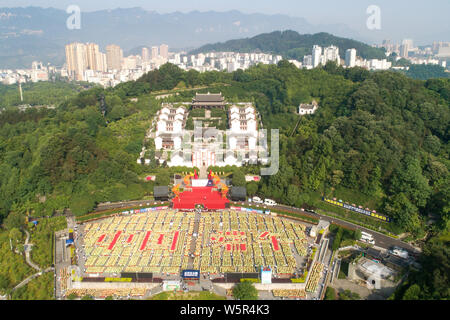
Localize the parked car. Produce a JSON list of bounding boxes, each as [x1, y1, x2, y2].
[[264, 199, 277, 206], [252, 196, 263, 204]]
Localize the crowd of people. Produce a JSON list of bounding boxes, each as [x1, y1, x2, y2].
[[77, 208, 311, 278], [306, 262, 324, 292], [80, 210, 194, 274], [192, 210, 308, 276]]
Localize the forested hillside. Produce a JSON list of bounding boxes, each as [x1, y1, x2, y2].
[[0, 62, 448, 299], [190, 30, 387, 61], [0, 81, 91, 108]]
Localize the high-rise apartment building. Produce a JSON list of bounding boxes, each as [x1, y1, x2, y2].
[[151, 46, 159, 60], [106, 44, 123, 71], [160, 44, 169, 59], [312, 45, 322, 68], [65, 42, 87, 81], [400, 44, 409, 58], [324, 46, 340, 65], [142, 47, 150, 62], [400, 39, 413, 58], [86, 43, 106, 72], [345, 48, 357, 67]]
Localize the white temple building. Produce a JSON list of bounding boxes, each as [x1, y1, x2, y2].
[[148, 93, 268, 167]]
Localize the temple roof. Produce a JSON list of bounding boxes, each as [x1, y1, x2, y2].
[[193, 92, 224, 103]]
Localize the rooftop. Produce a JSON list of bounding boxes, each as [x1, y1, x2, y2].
[[193, 92, 224, 103]]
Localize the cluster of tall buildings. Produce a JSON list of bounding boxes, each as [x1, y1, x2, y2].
[[379, 39, 450, 59], [64, 42, 170, 85], [377, 39, 449, 69], [310, 45, 340, 68], [141, 44, 169, 62], [300, 45, 391, 71], [167, 52, 283, 73]]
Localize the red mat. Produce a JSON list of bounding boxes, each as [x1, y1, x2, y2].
[[170, 231, 179, 251], [140, 231, 151, 251], [172, 187, 229, 210], [271, 236, 279, 251], [108, 231, 122, 250], [260, 231, 269, 239], [157, 234, 164, 245], [97, 234, 105, 243]]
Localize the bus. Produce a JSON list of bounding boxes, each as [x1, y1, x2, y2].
[[360, 231, 375, 244]]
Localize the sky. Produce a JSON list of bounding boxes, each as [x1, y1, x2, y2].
[[2, 0, 449, 44]]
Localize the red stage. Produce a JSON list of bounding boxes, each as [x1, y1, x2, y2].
[[172, 186, 229, 210]]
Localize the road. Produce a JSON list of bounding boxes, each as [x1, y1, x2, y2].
[[24, 230, 41, 271]]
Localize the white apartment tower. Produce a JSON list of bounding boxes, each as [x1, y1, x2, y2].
[[312, 45, 322, 68], [324, 46, 340, 65], [345, 48, 357, 67]]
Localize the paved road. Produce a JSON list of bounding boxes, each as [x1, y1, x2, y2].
[[233, 202, 420, 255], [24, 230, 41, 271]]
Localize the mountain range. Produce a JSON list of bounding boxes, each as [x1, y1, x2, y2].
[[0, 6, 365, 69]]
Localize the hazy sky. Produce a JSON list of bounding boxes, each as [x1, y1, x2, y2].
[[3, 0, 450, 43]]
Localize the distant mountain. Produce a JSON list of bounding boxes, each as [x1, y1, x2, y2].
[[190, 30, 386, 60], [0, 6, 364, 69]]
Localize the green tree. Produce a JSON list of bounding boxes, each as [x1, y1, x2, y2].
[[285, 184, 300, 206], [232, 169, 246, 187], [402, 284, 421, 300], [339, 289, 360, 300], [0, 274, 8, 291], [232, 281, 258, 300], [246, 182, 258, 197], [9, 228, 22, 249], [324, 286, 336, 300], [69, 193, 96, 216], [3, 212, 25, 230], [67, 293, 78, 300], [156, 172, 171, 186]]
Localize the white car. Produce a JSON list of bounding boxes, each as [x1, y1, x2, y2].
[[264, 199, 277, 206], [252, 196, 263, 204]]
